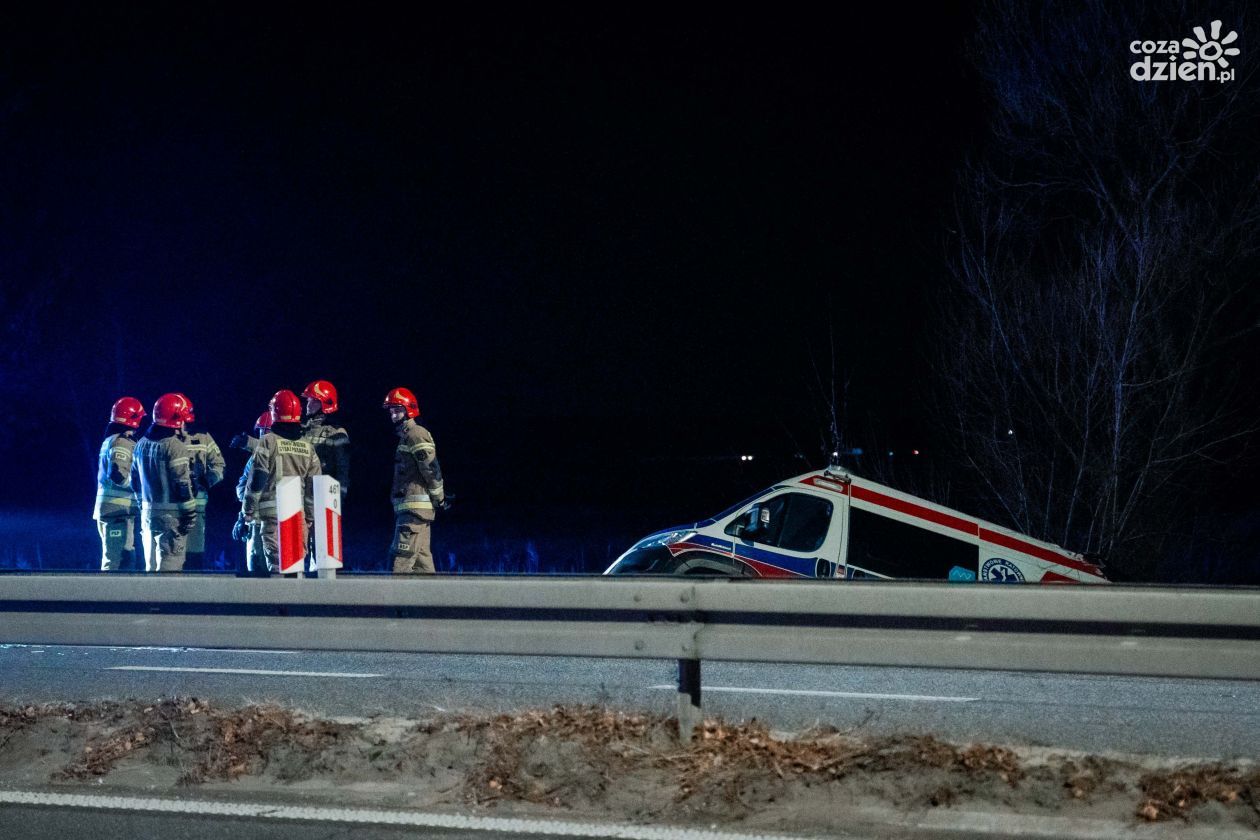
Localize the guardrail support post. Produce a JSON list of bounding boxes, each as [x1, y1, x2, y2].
[[677, 658, 701, 742]]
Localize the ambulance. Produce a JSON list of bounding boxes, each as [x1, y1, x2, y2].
[[604, 468, 1108, 583]]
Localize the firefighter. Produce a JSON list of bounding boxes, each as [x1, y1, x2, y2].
[[232, 411, 273, 576], [383, 387, 447, 574], [178, 394, 225, 570], [240, 390, 321, 574], [133, 393, 197, 572], [300, 379, 350, 500], [93, 397, 146, 571]]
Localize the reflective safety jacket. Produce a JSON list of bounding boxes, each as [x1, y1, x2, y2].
[[302, 415, 350, 494], [94, 433, 138, 520], [391, 419, 444, 518], [133, 432, 197, 516], [183, 430, 225, 500], [242, 431, 320, 519], [235, 458, 251, 503]]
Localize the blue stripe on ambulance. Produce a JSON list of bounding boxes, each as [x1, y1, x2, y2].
[[733, 542, 817, 577], [687, 533, 733, 553]]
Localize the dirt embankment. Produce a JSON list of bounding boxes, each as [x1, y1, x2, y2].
[[0, 698, 1257, 834]]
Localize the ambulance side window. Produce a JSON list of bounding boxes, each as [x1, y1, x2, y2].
[[777, 494, 833, 552], [725, 493, 832, 553], [846, 507, 975, 579]]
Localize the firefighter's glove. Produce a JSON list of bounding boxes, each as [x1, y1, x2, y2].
[[230, 433, 252, 451], [436, 493, 453, 513], [176, 510, 196, 537], [231, 513, 248, 542]]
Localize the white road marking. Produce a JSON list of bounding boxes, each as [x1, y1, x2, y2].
[[0, 789, 803, 840], [107, 666, 382, 678], [2, 643, 302, 654], [649, 684, 978, 702], [107, 646, 304, 654]]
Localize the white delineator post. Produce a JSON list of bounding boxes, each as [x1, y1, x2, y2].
[[275, 477, 306, 577], [313, 476, 343, 579]]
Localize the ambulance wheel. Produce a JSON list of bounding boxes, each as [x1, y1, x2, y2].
[[669, 552, 749, 577]]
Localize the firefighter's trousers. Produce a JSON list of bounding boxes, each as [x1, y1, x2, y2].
[[391, 511, 434, 574], [187, 496, 209, 568], [239, 520, 270, 577], [141, 510, 192, 573], [96, 515, 134, 572], [257, 514, 279, 574]]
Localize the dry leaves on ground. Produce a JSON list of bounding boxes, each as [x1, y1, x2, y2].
[[49, 697, 353, 784], [1137, 765, 1260, 822]]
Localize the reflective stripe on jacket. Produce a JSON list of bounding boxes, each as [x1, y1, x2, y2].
[[133, 434, 196, 514], [302, 415, 350, 493], [241, 432, 321, 519], [391, 420, 444, 515], [94, 433, 138, 519], [183, 430, 226, 501]]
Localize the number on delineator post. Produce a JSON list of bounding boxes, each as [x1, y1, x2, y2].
[[276, 476, 305, 576], [313, 476, 342, 577]]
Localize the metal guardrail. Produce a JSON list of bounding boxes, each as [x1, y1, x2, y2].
[[1, 576, 1257, 735]]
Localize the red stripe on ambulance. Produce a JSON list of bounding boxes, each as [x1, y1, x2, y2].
[[981, 529, 1101, 577], [849, 485, 977, 537], [800, 474, 1102, 579]]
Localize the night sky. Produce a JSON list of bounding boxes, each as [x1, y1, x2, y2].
[[4, 6, 994, 562], [2, 8, 979, 497]]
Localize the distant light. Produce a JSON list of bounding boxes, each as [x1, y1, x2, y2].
[[831, 451, 838, 458], [887, 450, 894, 457], [1007, 429, 1015, 436], [912, 449, 920, 456]]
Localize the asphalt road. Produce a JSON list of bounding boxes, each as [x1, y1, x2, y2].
[[1, 643, 1256, 759], [0, 798, 1093, 840], [0, 803, 503, 840]]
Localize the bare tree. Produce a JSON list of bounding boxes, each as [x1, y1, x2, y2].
[[805, 314, 850, 466], [940, 1, 1260, 579]]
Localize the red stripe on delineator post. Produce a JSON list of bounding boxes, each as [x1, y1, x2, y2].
[[278, 515, 305, 574], [313, 476, 343, 572], [276, 477, 305, 576], [325, 508, 339, 559]]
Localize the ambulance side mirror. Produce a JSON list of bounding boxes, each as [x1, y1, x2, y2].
[[733, 506, 761, 539]]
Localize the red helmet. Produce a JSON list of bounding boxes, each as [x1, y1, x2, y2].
[[383, 387, 420, 419], [254, 411, 273, 432], [110, 397, 147, 429], [301, 380, 339, 414], [153, 393, 191, 429], [269, 390, 302, 424], [176, 392, 195, 423]]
